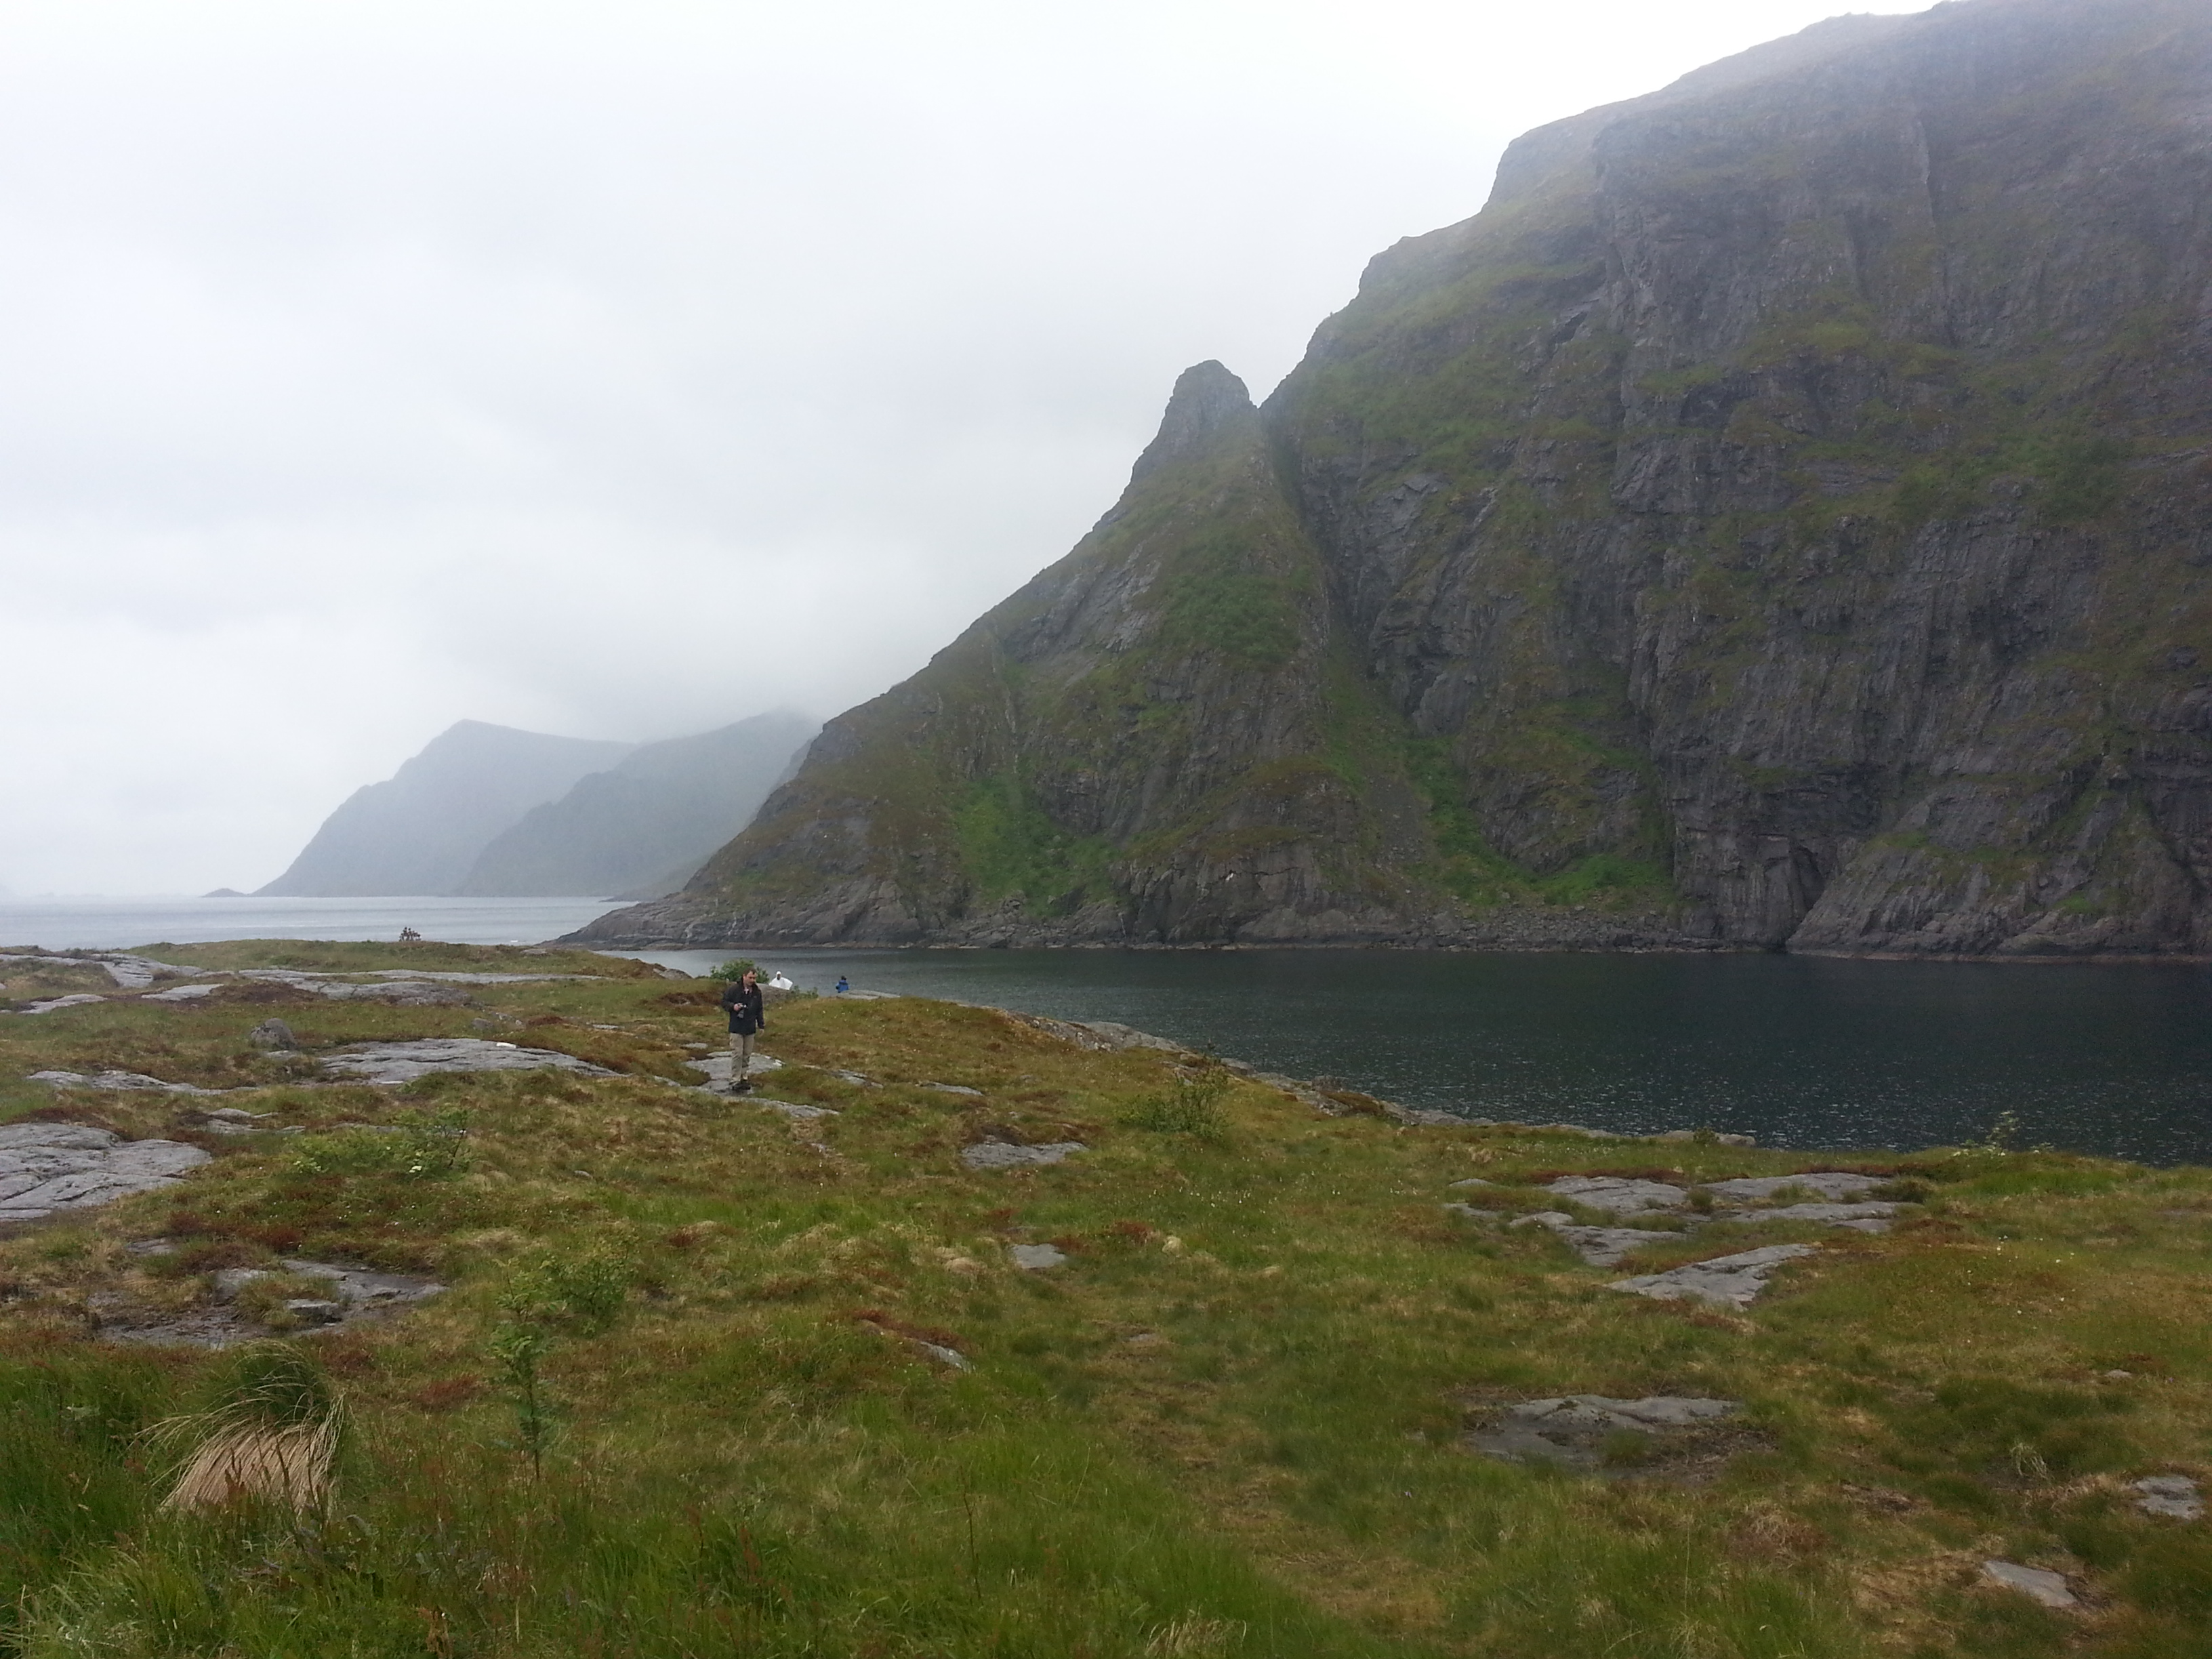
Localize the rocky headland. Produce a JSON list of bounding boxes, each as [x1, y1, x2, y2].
[[576, 0, 2212, 958]]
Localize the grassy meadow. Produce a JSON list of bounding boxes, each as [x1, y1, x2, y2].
[[1, 941, 2210, 1658]]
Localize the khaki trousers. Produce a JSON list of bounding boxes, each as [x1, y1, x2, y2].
[[728, 1029, 754, 1082]]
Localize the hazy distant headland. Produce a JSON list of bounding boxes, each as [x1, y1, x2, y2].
[[260, 711, 814, 902], [575, 0, 2212, 961]]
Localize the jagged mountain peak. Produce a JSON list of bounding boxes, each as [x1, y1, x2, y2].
[[1127, 361, 1258, 485]]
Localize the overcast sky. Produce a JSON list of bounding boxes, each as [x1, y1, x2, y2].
[[2, 0, 1892, 895]]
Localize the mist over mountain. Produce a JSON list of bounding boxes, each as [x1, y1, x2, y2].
[[258, 722, 636, 898], [452, 712, 817, 899], [578, 0, 2212, 959]]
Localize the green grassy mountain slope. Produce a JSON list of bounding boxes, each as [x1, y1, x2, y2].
[[581, 0, 2212, 955]]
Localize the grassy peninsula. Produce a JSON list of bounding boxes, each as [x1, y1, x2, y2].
[[3, 941, 2211, 1658]]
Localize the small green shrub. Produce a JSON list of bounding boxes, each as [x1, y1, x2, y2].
[[289, 1109, 470, 1180], [499, 1249, 635, 1334], [1122, 1070, 1231, 1139]]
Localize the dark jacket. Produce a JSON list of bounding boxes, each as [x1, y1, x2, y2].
[[720, 979, 766, 1036]]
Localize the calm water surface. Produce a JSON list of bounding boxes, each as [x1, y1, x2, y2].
[[642, 947, 2212, 1165], [0, 896, 623, 950]]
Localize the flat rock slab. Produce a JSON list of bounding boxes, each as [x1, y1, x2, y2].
[[106, 1252, 445, 1347], [1759, 1201, 1900, 1233], [319, 1039, 616, 1085], [0, 954, 204, 990], [1704, 1172, 1886, 1202], [1008, 1242, 1067, 1271], [1468, 1395, 1742, 1467], [14, 994, 107, 1015], [31, 1069, 218, 1094], [1981, 1561, 2076, 1609], [1544, 1175, 1690, 1215], [141, 983, 223, 1002], [1511, 1211, 1685, 1267], [962, 1141, 1086, 1171], [926, 1082, 985, 1098], [2135, 1475, 2205, 1519], [1609, 1243, 1818, 1309], [682, 1053, 786, 1087], [0, 1122, 210, 1220], [752, 1098, 839, 1121]]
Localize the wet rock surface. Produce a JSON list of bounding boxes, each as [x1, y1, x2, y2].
[[962, 1140, 1086, 1171], [1467, 1396, 1744, 1470], [99, 1249, 447, 1347], [0, 1123, 211, 1221], [318, 1038, 617, 1085]]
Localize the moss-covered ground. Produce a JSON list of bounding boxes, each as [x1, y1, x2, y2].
[[3, 942, 2210, 1657]]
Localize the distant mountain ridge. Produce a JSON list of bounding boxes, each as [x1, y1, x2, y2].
[[451, 712, 817, 899], [574, 0, 2212, 959], [258, 722, 635, 897], [260, 714, 814, 899]]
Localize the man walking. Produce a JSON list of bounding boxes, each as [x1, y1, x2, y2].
[[718, 967, 766, 1093]]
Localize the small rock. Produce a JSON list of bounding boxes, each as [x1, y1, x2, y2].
[[1607, 1243, 1818, 1309], [961, 1140, 1086, 1171], [830, 1070, 880, 1087], [283, 1298, 345, 1326], [1008, 1242, 1067, 1271], [197, 1107, 270, 1124], [926, 1083, 985, 1098], [1980, 1561, 2075, 1609], [909, 1338, 970, 1370], [2134, 1475, 2205, 1520], [2103, 1369, 2133, 1380], [1447, 1176, 1496, 1189], [249, 1019, 298, 1049], [211, 1269, 271, 1299], [1442, 1202, 1501, 1223], [753, 1099, 840, 1121], [1467, 1395, 1742, 1467]]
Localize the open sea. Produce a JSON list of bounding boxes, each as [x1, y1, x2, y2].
[[6, 898, 2210, 1164]]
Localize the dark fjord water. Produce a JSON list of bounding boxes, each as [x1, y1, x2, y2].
[[641, 947, 2212, 1166], [7, 897, 2206, 1165]]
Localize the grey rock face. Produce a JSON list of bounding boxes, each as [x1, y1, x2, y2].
[[1758, 1201, 1900, 1233], [1467, 1395, 1742, 1466], [31, 1069, 217, 1093], [1511, 1211, 1685, 1267], [142, 983, 222, 1002], [14, 994, 106, 1015], [249, 1019, 299, 1049], [1609, 1243, 1818, 1308], [1980, 1561, 2076, 1610], [961, 1141, 1086, 1170], [317, 1039, 616, 1085], [1542, 1175, 1690, 1215], [0, 1123, 211, 1220], [2135, 1475, 2205, 1520], [1008, 1242, 1068, 1271]]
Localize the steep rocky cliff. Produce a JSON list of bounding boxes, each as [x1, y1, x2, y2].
[[578, 0, 2212, 958]]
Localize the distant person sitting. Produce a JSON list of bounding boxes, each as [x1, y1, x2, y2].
[[835, 975, 849, 996], [398, 926, 422, 943], [718, 968, 766, 1092]]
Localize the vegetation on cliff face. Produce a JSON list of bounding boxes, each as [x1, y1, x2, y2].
[[6, 941, 2212, 1656], [579, 0, 2212, 955]]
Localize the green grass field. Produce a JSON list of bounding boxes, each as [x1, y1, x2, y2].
[[2, 942, 2209, 1658]]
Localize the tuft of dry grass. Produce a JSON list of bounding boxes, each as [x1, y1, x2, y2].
[[163, 1419, 338, 1514]]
